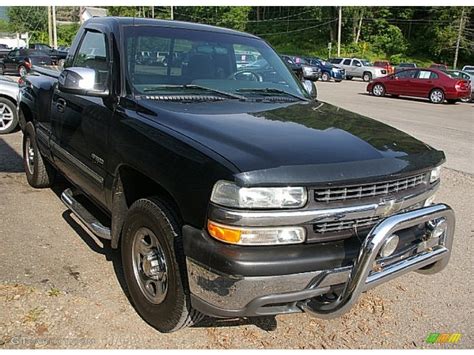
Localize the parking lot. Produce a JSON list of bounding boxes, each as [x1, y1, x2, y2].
[[0, 79, 473, 349]]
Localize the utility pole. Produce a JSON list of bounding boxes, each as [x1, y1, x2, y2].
[[170, 6, 174, 20], [48, 6, 53, 47], [453, 7, 465, 70], [151, 6, 154, 19], [337, 6, 342, 57], [52, 6, 57, 49]]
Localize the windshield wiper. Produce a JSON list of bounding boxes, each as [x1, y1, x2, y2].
[[142, 84, 247, 101], [236, 87, 308, 101]]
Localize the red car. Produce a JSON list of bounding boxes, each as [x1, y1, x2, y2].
[[374, 60, 394, 75], [367, 68, 471, 104]]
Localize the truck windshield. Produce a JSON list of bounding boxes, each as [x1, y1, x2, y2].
[[124, 26, 309, 100]]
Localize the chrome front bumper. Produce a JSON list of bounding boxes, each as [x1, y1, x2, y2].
[[187, 203, 455, 318]]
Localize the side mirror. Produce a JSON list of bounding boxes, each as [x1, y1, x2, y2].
[[58, 67, 109, 97], [302, 79, 317, 100]]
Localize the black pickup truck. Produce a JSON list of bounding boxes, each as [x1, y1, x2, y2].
[[18, 17, 455, 333]]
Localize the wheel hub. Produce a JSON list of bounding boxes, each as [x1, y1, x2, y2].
[[142, 251, 165, 280], [132, 227, 168, 304], [25, 137, 35, 174], [0, 103, 13, 130]]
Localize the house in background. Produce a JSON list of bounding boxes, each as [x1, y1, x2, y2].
[[80, 7, 107, 23]]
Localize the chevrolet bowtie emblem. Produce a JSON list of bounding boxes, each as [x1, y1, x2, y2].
[[376, 198, 402, 217]]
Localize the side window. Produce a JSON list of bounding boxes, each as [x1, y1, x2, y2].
[[343, 59, 351, 65], [417, 70, 432, 79], [396, 70, 417, 79], [73, 31, 108, 88], [352, 60, 361, 67]]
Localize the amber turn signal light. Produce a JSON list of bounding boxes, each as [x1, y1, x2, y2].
[[207, 220, 242, 244]]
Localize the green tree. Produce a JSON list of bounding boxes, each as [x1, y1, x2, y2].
[[371, 24, 408, 56]]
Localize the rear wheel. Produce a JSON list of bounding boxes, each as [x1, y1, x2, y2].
[[363, 72, 372, 82], [429, 88, 445, 104], [321, 72, 330, 82], [121, 197, 203, 333], [23, 122, 56, 188], [372, 83, 385, 97], [0, 98, 18, 134]]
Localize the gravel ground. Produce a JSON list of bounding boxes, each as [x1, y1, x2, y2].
[[0, 81, 473, 349]]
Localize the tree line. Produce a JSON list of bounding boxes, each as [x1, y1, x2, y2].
[[2, 6, 473, 67]]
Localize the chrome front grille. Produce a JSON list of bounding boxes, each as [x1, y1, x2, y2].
[[312, 201, 424, 236], [314, 174, 426, 203], [314, 216, 380, 234]]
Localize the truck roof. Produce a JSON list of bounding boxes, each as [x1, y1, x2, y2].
[[85, 17, 260, 40]]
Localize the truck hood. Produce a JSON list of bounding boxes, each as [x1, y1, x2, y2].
[[138, 99, 444, 185]]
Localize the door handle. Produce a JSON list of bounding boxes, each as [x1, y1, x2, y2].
[[56, 98, 66, 113]]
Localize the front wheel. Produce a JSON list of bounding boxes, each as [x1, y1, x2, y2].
[[321, 72, 330, 82], [363, 72, 372, 82], [0, 98, 18, 134], [372, 83, 385, 97], [429, 89, 445, 104], [23, 122, 56, 188], [121, 197, 203, 333]]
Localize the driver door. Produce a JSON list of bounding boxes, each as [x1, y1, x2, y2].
[[50, 30, 112, 206], [351, 59, 363, 77]]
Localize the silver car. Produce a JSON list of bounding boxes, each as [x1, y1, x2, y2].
[[331, 58, 387, 82], [0, 75, 19, 134]]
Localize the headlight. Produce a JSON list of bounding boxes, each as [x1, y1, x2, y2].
[[302, 66, 312, 75], [207, 220, 306, 245], [211, 181, 307, 209], [430, 166, 441, 183]]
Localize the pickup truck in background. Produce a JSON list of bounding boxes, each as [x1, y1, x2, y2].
[[28, 43, 68, 66], [19, 17, 455, 333]]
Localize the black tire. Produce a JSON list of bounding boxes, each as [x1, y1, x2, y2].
[[372, 83, 385, 97], [121, 197, 203, 333], [460, 97, 471, 103], [363, 72, 372, 82], [429, 88, 445, 104], [23, 122, 56, 188], [346, 76, 353, 80], [18, 65, 28, 77], [335, 79, 342, 83], [0, 97, 19, 134], [321, 72, 330, 82]]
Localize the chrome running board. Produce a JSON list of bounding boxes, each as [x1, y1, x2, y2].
[[61, 188, 111, 240]]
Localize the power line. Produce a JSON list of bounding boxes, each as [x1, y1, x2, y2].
[[256, 19, 337, 36]]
